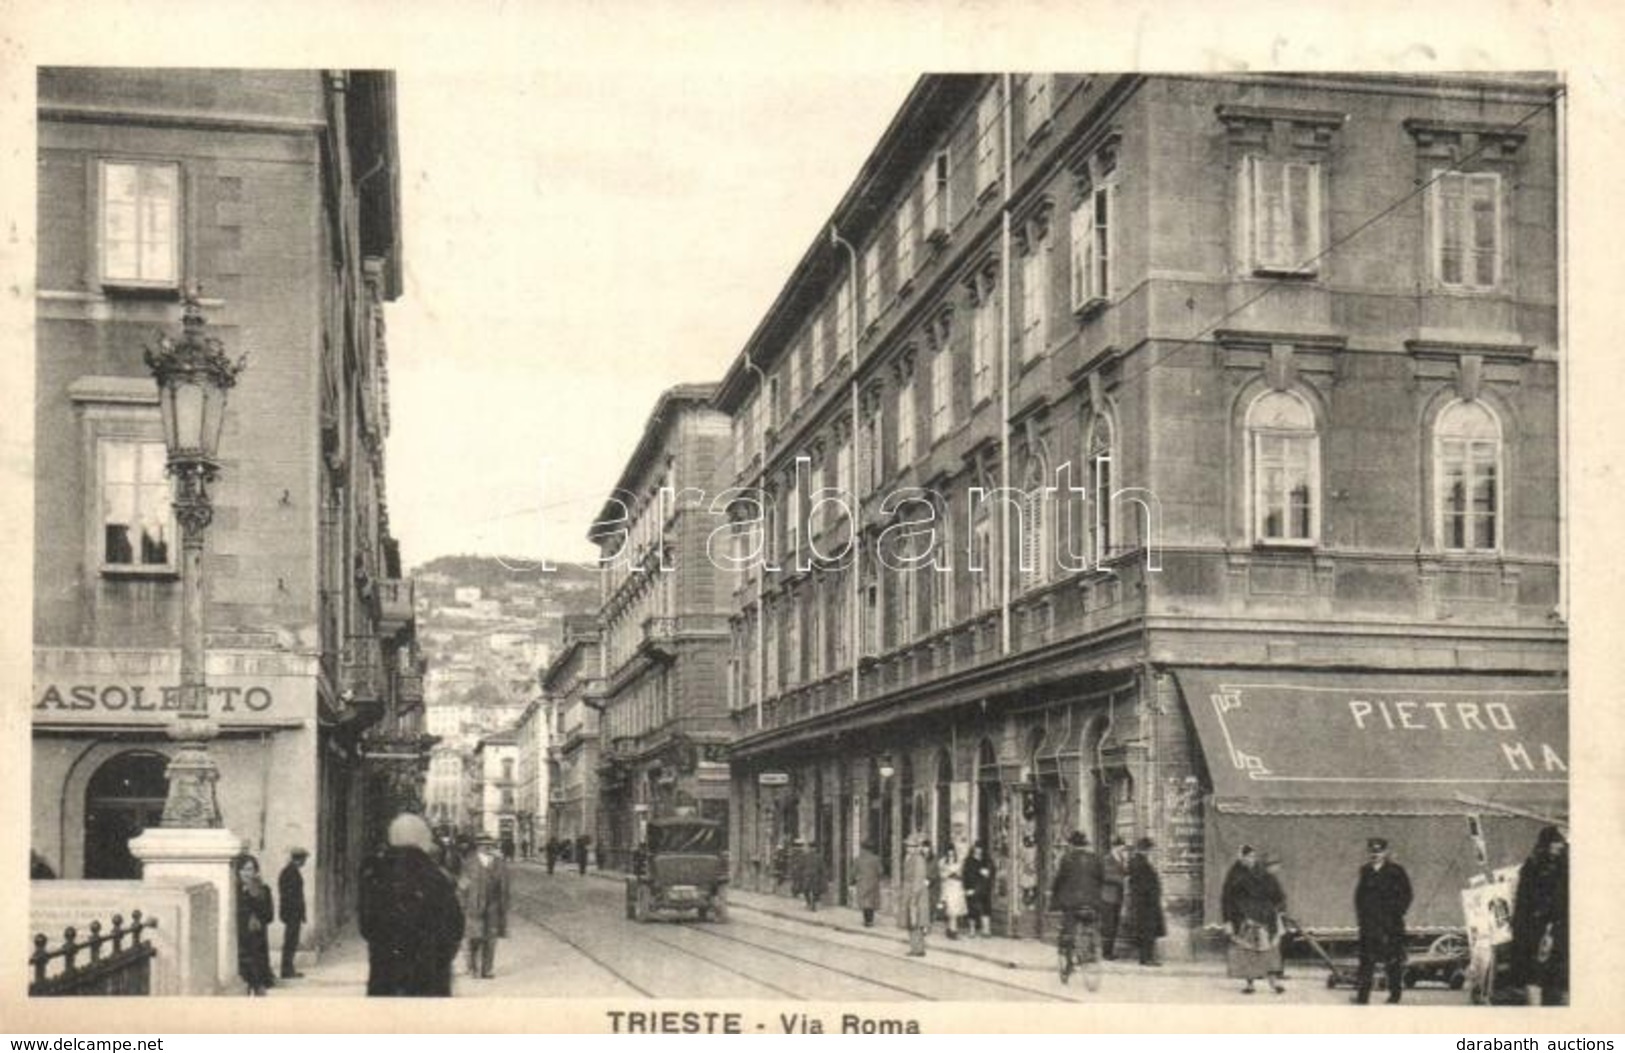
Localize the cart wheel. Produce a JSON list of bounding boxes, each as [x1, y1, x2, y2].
[[1429, 933, 1468, 959]]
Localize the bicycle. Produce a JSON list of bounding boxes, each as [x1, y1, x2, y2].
[[1057, 908, 1103, 991]]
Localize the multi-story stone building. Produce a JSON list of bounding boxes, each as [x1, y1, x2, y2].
[[425, 744, 467, 830], [588, 385, 733, 871], [30, 68, 425, 950], [513, 695, 552, 858], [543, 614, 604, 854], [716, 73, 1565, 947], [470, 731, 518, 848]]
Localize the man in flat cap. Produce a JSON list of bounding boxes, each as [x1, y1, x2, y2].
[[460, 832, 511, 979], [1353, 836, 1413, 1004], [278, 847, 309, 979]]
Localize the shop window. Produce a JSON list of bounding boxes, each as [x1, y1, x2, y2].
[[1434, 400, 1502, 553], [1246, 390, 1319, 546], [100, 160, 180, 288]]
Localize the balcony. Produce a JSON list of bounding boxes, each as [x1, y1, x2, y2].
[[375, 578, 415, 636], [640, 616, 677, 660]]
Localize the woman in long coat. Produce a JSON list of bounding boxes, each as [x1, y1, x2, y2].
[[962, 842, 995, 937], [1221, 847, 1287, 993], [853, 843, 884, 927], [1127, 838, 1166, 967], [1510, 826, 1568, 1004], [801, 843, 828, 910], [235, 855, 276, 996]]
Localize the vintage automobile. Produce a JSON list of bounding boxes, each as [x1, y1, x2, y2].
[[625, 817, 729, 923]]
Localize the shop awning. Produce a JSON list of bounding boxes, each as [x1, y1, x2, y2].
[[1174, 669, 1567, 933], [1176, 668, 1567, 806]]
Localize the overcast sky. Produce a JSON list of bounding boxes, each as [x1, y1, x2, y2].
[[386, 69, 917, 568]]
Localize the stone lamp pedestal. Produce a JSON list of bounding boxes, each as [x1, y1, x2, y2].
[[131, 826, 244, 993]]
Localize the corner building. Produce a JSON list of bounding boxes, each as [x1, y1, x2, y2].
[[31, 69, 424, 952], [589, 386, 734, 871], [717, 74, 1565, 949]]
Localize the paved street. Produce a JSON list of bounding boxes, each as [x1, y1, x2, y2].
[[279, 862, 1471, 1007]]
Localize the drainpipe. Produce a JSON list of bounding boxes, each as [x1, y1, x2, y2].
[[743, 351, 769, 731], [999, 73, 1014, 656], [830, 225, 861, 703]]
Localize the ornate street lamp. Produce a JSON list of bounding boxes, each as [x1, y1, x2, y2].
[[143, 288, 246, 827]]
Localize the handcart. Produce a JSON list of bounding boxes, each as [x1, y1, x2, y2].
[[1282, 918, 1468, 992]]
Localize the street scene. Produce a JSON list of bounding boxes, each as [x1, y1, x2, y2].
[[25, 64, 1569, 1016]]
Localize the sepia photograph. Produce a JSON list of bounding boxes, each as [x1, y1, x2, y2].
[[3, 0, 1622, 1037]]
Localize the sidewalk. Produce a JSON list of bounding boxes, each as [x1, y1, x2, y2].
[[572, 862, 1223, 980]]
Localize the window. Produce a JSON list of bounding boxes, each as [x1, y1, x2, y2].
[[1023, 73, 1053, 140], [862, 563, 881, 656], [1245, 157, 1320, 275], [896, 377, 916, 469], [971, 514, 997, 612], [930, 499, 954, 629], [835, 281, 852, 360], [1018, 471, 1049, 592], [1432, 171, 1501, 291], [812, 314, 829, 378], [831, 576, 849, 668], [100, 439, 174, 572], [806, 587, 822, 680], [100, 161, 180, 287], [1070, 185, 1113, 311], [767, 376, 781, 431], [787, 346, 802, 414], [972, 290, 997, 403], [1085, 413, 1115, 564], [862, 242, 883, 331], [862, 408, 882, 494], [975, 87, 1001, 196], [1247, 390, 1319, 544], [835, 430, 852, 510], [809, 461, 826, 539], [1435, 400, 1501, 552], [785, 475, 801, 558], [786, 597, 802, 687], [1021, 241, 1049, 361], [895, 195, 917, 284], [931, 346, 953, 442], [923, 150, 951, 240]]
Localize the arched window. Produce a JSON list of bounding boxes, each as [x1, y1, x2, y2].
[[84, 751, 170, 880], [1018, 454, 1050, 592], [1247, 390, 1319, 544], [1085, 411, 1115, 565], [1434, 400, 1502, 553]]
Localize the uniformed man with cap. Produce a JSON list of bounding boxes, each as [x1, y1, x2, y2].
[[1353, 836, 1413, 1004], [278, 846, 309, 979]]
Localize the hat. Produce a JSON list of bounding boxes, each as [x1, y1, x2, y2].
[[1536, 826, 1566, 850], [1135, 837, 1155, 851], [387, 813, 435, 853], [1068, 831, 1089, 847], [1366, 837, 1389, 852], [289, 846, 310, 860], [1238, 844, 1256, 857]]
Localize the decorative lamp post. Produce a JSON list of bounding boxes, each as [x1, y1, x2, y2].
[[144, 288, 246, 828]]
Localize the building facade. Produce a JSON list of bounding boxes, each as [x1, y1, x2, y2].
[[514, 695, 551, 858], [470, 731, 519, 848], [543, 615, 604, 854], [588, 386, 734, 871], [716, 74, 1565, 947], [30, 68, 424, 951]]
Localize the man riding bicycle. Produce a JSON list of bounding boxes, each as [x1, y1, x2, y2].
[[1052, 831, 1107, 973]]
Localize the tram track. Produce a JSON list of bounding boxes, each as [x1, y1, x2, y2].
[[510, 885, 1074, 1002]]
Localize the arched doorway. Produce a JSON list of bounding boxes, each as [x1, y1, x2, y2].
[[84, 751, 169, 879]]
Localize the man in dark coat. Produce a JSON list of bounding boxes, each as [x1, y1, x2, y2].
[[278, 847, 309, 979], [1100, 838, 1129, 960], [576, 834, 591, 875], [1510, 826, 1567, 1005], [1352, 836, 1413, 1004], [1051, 831, 1105, 954], [802, 841, 828, 911], [1128, 837, 1166, 966], [359, 813, 466, 997], [461, 833, 511, 979], [853, 842, 884, 927]]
